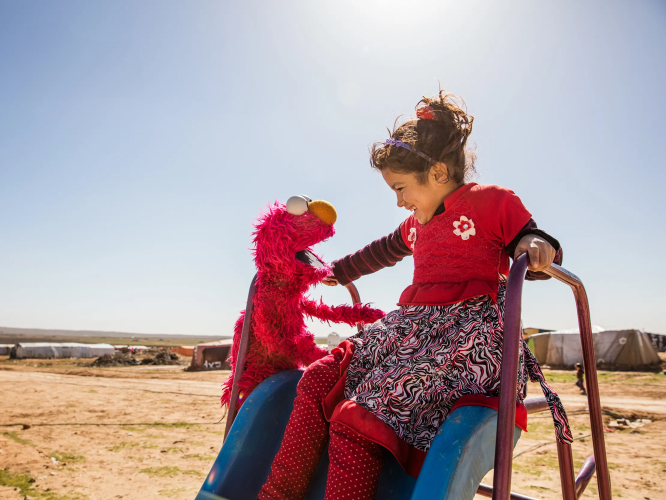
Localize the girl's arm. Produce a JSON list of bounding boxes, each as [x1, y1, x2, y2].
[[328, 225, 412, 286]]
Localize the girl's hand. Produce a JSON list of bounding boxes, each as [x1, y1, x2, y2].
[[514, 235, 556, 272], [322, 276, 339, 287]]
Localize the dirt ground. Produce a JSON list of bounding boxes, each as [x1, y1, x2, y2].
[[1, 355, 665, 500]]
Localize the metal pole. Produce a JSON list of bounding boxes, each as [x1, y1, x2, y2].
[[492, 254, 529, 500], [224, 274, 258, 439], [477, 484, 540, 500], [556, 440, 577, 500], [575, 456, 596, 499], [344, 282, 363, 331], [544, 265, 612, 500]]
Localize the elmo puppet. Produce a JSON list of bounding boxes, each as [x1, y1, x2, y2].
[[220, 195, 384, 407]]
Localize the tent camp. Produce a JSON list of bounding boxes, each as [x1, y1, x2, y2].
[[10, 342, 115, 359], [113, 345, 149, 354], [646, 332, 666, 352], [173, 346, 195, 357], [530, 329, 660, 371], [190, 340, 233, 370], [327, 332, 340, 352]]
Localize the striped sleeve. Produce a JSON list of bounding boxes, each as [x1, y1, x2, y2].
[[330, 224, 413, 286]]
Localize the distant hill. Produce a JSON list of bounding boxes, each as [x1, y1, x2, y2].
[[0, 326, 230, 347], [0, 326, 330, 347]]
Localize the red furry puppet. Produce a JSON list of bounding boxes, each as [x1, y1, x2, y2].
[[220, 195, 385, 407]]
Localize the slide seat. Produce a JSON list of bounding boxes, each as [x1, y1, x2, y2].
[[195, 370, 521, 500]]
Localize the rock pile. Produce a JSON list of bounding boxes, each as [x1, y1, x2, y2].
[[91, 349, 181, 367], [141, 350, 180, 365], [91, 352, 140, 367]]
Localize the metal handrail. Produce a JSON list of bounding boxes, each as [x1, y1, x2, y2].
[[344, 282, 363, 332], [491, 255, 612, 500], [542, 264, 611, 500], [224, 274, 258, 439]]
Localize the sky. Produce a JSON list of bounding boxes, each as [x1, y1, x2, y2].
[[0, 0, 665, 338]]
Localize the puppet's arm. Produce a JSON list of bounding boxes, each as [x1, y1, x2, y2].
[[301, 298, 385, 327]]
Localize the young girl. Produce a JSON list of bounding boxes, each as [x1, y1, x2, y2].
[[257, 91, 573, 500]]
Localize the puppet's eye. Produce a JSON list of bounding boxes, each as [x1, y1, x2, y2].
[[286, 195, 309, 216]]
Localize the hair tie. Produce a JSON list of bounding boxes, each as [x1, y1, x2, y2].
[[416, 106, 435, 120]]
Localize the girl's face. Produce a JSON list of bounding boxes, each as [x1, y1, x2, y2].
[[381, 165, 458, 224]]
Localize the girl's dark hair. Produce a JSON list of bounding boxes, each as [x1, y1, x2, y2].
[[370, 90, 476, 185]]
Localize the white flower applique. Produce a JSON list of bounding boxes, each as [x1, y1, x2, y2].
[[408, 227, 417, 249], [453, 215, 476, 240]]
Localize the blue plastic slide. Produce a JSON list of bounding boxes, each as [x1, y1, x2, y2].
[[195, 371, 521, 500]]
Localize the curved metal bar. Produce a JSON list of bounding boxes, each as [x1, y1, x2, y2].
[[523, 397, 549, 414], [492, 254, 529, 499], [224, 274, 258, 439], [344, 282, 363, 332], [344, 282, 361, 304], [493, 259, 612, 499], [575, 456, 596, 499], [477, 484, 540, 500], [543, 264, 612, 500]]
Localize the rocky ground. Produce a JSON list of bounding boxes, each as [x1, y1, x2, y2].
[[0, 355, 665, 500]]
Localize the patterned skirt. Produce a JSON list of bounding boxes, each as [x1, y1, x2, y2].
[[344, 284, 573, 452]]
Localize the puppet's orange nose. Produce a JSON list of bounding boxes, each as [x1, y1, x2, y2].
[[309, 200, 337, 225]]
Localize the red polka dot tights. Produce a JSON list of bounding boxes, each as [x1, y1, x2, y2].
[[258, 351, 385, 500]]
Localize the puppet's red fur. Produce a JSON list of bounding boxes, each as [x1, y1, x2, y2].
[[220, 201, 384, 407]]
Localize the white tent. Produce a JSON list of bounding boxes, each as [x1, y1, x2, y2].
[[0, 344, 11, 356], [11, 342, 115, 359], [327, 332, 341, 352], [530, 329, 660, 371]]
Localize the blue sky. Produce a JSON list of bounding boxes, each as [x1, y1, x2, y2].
[[1, 0, 664, 338]]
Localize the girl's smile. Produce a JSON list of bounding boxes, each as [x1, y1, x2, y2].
[[381, 164, 460, 225]]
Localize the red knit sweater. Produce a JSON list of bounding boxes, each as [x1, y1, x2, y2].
[[331, 183, 562, 304]]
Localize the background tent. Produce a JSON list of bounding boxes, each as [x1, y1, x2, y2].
[[530, 329, 660, 371], [646, 333, 666, 352], [0, 345, 11, 356], [173, 346, 195, 357], [327, 332, 340, 352], [11, 342, 114, 359], [190, 340, 233, 370]]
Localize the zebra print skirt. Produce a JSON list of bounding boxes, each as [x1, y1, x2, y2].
[[344, 284, 573, 452]]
